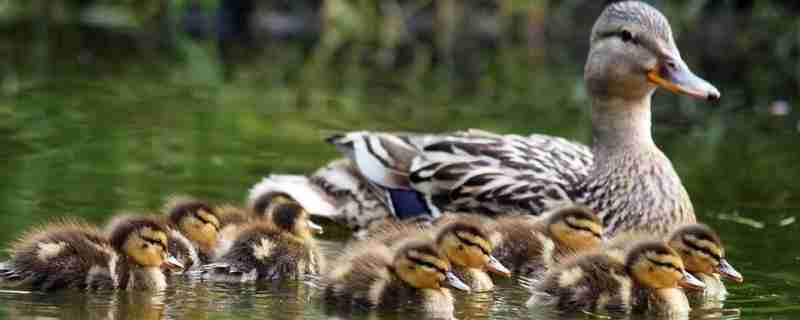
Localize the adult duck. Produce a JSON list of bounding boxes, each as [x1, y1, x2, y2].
[[315, 1, 720, 237]]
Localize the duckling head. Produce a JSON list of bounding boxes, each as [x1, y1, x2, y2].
[[668, 224, 743, 283], [546, 206, 604, 251], [252, 192, 295, 217], [167, 199, 220, 253], [393, 242, 470, 292], [625, 241, 704, 291], [586, 1, 719, 103], [109, 218, 183, 271], [436, 222, 510, 277], [271, 202, 324, 238]]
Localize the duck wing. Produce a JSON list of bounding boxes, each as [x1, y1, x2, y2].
[[328, 130, 592, 217]]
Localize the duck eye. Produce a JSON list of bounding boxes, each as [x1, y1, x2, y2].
[[620, 30, 634, 43], [141, 243, 148, 249], [458, 245, 464, 251]]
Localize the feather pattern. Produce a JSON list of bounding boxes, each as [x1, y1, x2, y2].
[[250, 159, 393, 234], [326, 126, 696, 236]]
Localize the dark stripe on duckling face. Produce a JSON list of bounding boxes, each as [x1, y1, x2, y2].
[[454, 231, 491, 256], [564, 217, 603, 239], [646, 256, 682, 272], [194, 210, 220, 230], [406, 256, 448, 275], [140, 236, 167, 250], [682, 236, 722, 262]]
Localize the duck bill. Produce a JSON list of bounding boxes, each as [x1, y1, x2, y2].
[[717, 259, 743, 283], [163, 255, 185, 272], [679, 270, 706, 291], [307, 220, 324, 235], [444, 271, 471, 292], [647, 58, 720, 101], [486, 255, 511, 277]]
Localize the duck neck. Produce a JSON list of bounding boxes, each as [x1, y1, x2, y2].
[[590, 95, 657, 159], [122, 258, 167, 291]]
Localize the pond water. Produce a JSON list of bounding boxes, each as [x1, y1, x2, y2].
[[0, 72, 798, 320]]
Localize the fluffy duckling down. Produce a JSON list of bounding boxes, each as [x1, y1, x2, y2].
[[202, 201, 324, 281], [608, 223, 743, 301], [529, 240, 705, 316], [492, 205, 604, 277], [0, 217, 183, 291], [162, 195, 221, 268], [364, 214, 510, 292], [323, 240, 470, 317], [667, 224, 743, 301]]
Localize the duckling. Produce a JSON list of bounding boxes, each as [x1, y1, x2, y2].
[[323, 240, 470, 317], [202, 201, 324, 281], [0, 217, 183, 291], [608, 223, 743, 300], [492, 206, 604, 277], [529, 240, 705, 315], [162, 195, 221, 265], [213, 204, 254, 259], [667, 224, 743, 301], [433, 218, 511, 291], [212, 192, 304, 261], [363, 215, 510, 292]]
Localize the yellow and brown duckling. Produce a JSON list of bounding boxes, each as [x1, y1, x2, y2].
[[162, 195, 221, 268], [363, 215, 510, 292], [433, 219, 510, 291], [608, 223, 743, 300], [202, 201, 324, 281], [213, 192, 307, 260], [667, 224, 743, 300], [0, 217, 183, 291], [529, 240, 705, 316], [324, 240, 470, 317], [492, 206, 604, 277]]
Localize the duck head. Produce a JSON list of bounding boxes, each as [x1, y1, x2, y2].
[[668, 224, 743, 283], [547, 206, 605, 251], [167, 198, 221, 254], [436, 222, 510, 277], [393, 242, 470, 292], [586, 1, 719, 103], [110, 217, 183, 272], [271, 202, 324, 238], [626, 241, 704, 291]]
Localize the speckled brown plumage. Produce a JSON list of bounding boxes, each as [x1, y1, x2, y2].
[[323, 241, 455, 317], [202, 203, 323, 281], [531, 241, 692, 315], [1, 216, 174, 291]]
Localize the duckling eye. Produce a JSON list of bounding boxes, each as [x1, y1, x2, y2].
[[458, 245, 464, 251], [141, 243, 148, 249], [621, 30, 635, 43]]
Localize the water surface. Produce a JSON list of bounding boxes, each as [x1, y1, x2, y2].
[[0, 76, 798, 319]]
